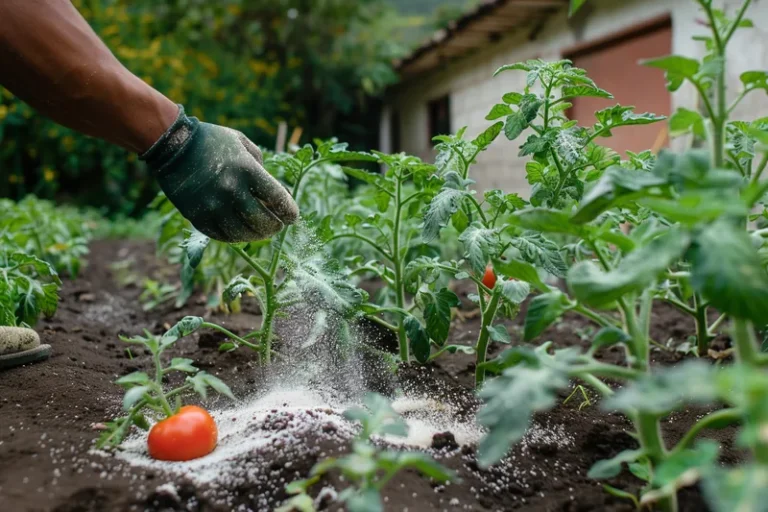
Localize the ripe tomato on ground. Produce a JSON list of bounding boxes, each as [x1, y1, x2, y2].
[[147, 405, 218, 461], [482, 265, 497, 289]]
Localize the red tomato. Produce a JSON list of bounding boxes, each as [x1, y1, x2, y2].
[[482, 265, 497, 289], [147, 405, 218, 461]]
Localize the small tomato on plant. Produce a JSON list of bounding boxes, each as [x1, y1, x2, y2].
[[482, 265, 497, 289], [148, 405, 218, 461]]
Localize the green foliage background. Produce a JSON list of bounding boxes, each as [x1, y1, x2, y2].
[[0, 0, 421, 215]]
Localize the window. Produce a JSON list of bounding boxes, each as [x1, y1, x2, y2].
[[428, 95, 451, 145]]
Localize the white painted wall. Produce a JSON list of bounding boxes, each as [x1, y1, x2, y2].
[[381, 0, 768, 195]]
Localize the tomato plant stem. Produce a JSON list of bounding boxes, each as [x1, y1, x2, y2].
[[693, 294, 710, 357], [200, 322, 261, 352], [393, 173, 408, 363], [635, 412, 676, 512], [475, 285, 502, 386], [732, 318, 759, 365], [670, 408, 741, 455]]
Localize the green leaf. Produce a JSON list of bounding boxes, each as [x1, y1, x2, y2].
[[423, 288, 461, 344], [653, 441, 719, 488], [604, 361, 717, 415], [474, 121, 504, 149], [181, 229, 210, 269], [500, 280, 530, 304], [639, 191, 748, 226], [643, 55, 701, 92], [477, 346, 575, 466], [168, 358, 197, 373], [405, 316, 431, 363], [393, 452, 455, 482], [525, 161, 545, 184], [593, 105, 666, 137], [345, 488, 382, 512], [163, 316, 205, 343], [504, 95, 543, 140], [502, 92, 523, 104], [486, 104, 513, 121], [115, 371, 151, 387], [487, 324, 512, 343], [493, 258, 548, 293], [519, 132, 554, 157], [459, 223, 501, 274], [555, 127, 588, 165], [689, 220, 768, 324], [669, 108, 706, 138], [702, 465, 768, 512], [588, 449, 645, 479], [513, 208, 590, 236], [222, 275, 259, 305], [569, 229, 691, 308], [423, 172, 471, 243], [510, 232, 568, 278], [590, 326, 631, 351], [562, 85, 612, 99], [524, 291, 571, 341], [123, 385, 151, 410], [741, 70, 768, 94], [342, 166, 390, 191], [602, 485, 639, 508], [201, 372, 235, 400]]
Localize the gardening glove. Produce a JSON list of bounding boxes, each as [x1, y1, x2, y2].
[[141, 105, 299, 243]]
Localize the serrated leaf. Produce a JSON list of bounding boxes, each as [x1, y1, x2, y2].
[[604, 361, 717, 415], [572, 166, 669, 224], [510, 232, 568, 278], [202, 372, 235, 400], [568, 228, 690, 308], [181, 229, 210, 269], [639, 191, 748, 226], [562, 85, 613, 99], [163, 316, 204, 343], [643, 55, 701, 92], [405, 316, 431, 363], [524, 291, 571, 341], [474, 121, 504, 150], [500, 280, 530, 304], [168, 358, 197, 373], [423, 172, 470, 242], [593, 105, 666, 138], [487, 324, 512, 343], [669, 108, 706, 138], [423, 288, 461, 344], [486, 104, 513, 121], [459, 223, 501, 274]]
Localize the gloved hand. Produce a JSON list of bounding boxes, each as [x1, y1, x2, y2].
[[141, 106, 299, 243]]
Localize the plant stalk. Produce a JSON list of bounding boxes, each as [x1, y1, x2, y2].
[[474, 286, 503, 387], [393, 173, 408, 362], [693, 293, 710, 357]]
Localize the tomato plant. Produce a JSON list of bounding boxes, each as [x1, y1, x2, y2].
[[97, 316, 235, 451], [474, 1, 768, 511], [277, 393, 455, 512]]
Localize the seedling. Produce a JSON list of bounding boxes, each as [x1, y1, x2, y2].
[[277, 393, 455, 512], [97, 317, 235, 451]]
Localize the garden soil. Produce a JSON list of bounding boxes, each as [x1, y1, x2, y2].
[[0, 240, 740, 512]]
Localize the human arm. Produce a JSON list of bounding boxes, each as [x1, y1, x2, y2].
[[0, 0, 176, 153]]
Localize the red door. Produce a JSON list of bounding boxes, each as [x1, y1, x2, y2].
[[568, 20, 672, 155]]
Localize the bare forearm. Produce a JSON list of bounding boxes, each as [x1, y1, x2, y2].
[[0, 0, 177, 153]]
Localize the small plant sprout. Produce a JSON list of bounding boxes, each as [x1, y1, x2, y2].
[[97, 317, 234, 453], [277, 393, 456, 512]]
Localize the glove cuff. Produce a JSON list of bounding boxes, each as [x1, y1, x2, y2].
[[139, 104, 199, 171]]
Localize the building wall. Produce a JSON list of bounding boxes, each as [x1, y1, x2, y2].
[[381, 0, 768, 195]]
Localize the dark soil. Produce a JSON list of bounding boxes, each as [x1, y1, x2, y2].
[[0, 240, 739, 512]]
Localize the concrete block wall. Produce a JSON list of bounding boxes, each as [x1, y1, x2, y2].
[[381, 0, 768, 196]]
